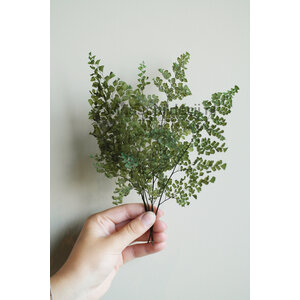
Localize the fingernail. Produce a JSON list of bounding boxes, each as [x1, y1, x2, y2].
[[141, 211, 156, 227]]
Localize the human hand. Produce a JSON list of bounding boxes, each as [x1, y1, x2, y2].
[[50, 203, 167, 299]]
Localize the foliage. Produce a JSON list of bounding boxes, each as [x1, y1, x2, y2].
[[88, 52, 239, 215]]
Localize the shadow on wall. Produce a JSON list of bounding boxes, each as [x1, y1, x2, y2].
[[51, 99, 113, 275], [50, 220, 82, 276], [67, 103, 98, 187]]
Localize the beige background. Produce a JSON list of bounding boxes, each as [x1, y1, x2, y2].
[[51, 0, 249, 299]]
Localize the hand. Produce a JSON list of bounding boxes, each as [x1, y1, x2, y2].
[[50, 203, 167, 299]]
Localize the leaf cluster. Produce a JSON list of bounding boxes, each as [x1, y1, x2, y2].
[[88, 51, 239, 210]]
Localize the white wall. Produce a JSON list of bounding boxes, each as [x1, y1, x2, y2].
[[51, 0, 249, 299]]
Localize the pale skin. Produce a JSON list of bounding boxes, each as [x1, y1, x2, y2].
[[50, 203, 167, 299]]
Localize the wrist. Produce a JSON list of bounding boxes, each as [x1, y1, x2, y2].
[[50, 267, 82, 300]]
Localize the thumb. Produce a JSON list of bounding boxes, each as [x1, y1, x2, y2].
[[110, 211, 156, 251]]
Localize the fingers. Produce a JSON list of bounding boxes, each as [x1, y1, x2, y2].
[[91, 203, 145, 225], [122, 242, 166, 264], [133, 219, 167, 242], [135, 232, 167, 243], [90, 203, 163, 226], [109, 211, 156, 251], [153, 218, 167, 232], [113, 210, 166, 243], [115, 209, 164, 232]]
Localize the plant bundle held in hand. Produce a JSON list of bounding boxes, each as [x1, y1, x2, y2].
[[88, 52, 239, 243]]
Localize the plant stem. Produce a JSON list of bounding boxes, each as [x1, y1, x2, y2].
[[141, 191, 154, 244], [156, 139, 193, 214], [141, 191, 147, 212]]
